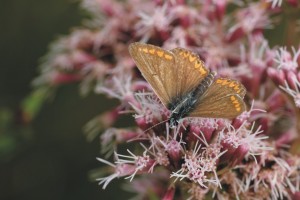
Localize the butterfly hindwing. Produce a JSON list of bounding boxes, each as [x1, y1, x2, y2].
[[129, 43, 209, 107], [199, 78, 246, 101], [189, 78, 246, 118]]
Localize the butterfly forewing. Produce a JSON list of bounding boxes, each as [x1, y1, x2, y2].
[[129, 43, 176, 106], [189, 78, 246, 118], [129, 43, 209, 107], [170, 48, 209, 98]]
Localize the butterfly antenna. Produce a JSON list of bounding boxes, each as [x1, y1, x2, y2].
[[143, 118, 170, 133]]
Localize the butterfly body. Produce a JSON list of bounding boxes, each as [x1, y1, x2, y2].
[[168, 71, 216, 127], [129, 43, 246, 128]]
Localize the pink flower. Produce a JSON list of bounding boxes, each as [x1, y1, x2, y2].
[[96, 157, 136, 189], [280, 77, 300, 108], [274, 47, 300, 71], [227, 3, 271, 42], [135, 4, 172, 41]]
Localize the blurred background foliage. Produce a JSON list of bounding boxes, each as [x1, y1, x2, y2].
[[0, 0, 129, 199]]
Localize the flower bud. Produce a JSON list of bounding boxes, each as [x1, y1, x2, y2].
[[162, 187, 175, 200]]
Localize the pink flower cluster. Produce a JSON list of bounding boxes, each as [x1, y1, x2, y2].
[[33, 0, 300, 199]]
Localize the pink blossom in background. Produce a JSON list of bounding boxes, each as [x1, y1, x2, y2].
[[32, 0, 300, 199]]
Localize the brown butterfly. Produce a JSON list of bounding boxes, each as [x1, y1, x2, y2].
[[129, 43, 246, 128]]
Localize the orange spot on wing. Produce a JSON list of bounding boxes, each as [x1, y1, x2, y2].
[[233, 100, 239, 104], [183, 52, 189, 58], [189, 55, 196, 62], [157, 51, 164, 57], [222, 80, 230, 85], [149, 49, 155, 54], [229, 82, 236, 87], [195, 60, 202, 68], [165, 54, 172, 60], [199, 67, 207, 75], [216, 79, 222, 84], [142, 48, 148, 53]]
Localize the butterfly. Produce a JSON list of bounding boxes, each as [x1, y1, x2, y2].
[[129, 42, 246, 128]]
